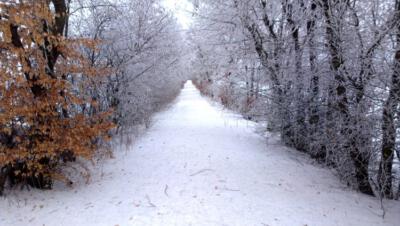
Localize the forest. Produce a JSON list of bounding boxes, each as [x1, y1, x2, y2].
[[191, 0, 400, 199], [0, 0, 399, 225]]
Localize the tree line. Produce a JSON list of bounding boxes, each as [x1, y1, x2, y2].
[[0, 0, 186, 195], [190, 0, 400, 199]]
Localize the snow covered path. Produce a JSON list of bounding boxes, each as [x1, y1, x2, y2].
[[1, 81, 399, 226]]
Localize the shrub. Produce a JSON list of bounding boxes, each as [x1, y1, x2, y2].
[[0, 0, 113, 194]]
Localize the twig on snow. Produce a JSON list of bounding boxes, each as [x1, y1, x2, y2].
[[164, 185, 169, 197], [145, 195, 156, 208], [190, 169, 215, 177]]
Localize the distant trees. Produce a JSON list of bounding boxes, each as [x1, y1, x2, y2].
[[191, 0, 400, 198], [69, 0, 187, 133], [0, 0, 113, 193]]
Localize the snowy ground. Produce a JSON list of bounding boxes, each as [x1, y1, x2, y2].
[[1, 81, 399, 226]]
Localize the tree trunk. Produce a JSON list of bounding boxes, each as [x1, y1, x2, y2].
[[282, 0, 306, 151], [378, 0, 400, 198], [0, 166, 9, 196], [321, 0, 373, 195], [307, 1, 323, 159], [397, 149, 400, 200]]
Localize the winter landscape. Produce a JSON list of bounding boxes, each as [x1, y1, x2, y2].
[[0, 0, 400, 226]]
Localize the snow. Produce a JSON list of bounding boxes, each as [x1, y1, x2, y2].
[[1, 81, 399, 226]]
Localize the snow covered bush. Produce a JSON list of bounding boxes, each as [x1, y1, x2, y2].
[[69, 0, 187, 134]]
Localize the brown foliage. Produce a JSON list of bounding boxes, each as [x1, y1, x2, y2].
[[0, 0, 113, 192]]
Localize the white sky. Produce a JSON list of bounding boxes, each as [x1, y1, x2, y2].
[[163, 0, 194, 29]]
